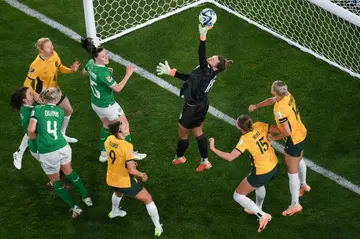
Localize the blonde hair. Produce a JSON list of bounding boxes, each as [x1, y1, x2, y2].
[[40, 87, 61, 104], [35, 37, 51, 53], [272, 80, 288, 97]]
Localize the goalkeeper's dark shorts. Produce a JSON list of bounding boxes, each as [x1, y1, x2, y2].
[[178, 101, 209, 129]]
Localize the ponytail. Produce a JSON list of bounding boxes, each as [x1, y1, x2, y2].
[[217, 56, 233, 72], [108, 121, 122, 135], [10, 87, 28, 110], [80, 37, 104, 60], [236, 115, 253, 132]]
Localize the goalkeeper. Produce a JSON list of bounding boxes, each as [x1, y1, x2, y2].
[[156, 24, 233, 172]]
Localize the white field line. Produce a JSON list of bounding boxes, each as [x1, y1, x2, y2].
[[5, 0, 360, 195]]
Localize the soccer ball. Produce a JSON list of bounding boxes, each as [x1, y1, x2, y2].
[[199, 8, 217, 26]]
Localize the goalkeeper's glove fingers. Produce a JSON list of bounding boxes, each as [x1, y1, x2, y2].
[[156, 61, 176, 76], [199, 24, 213, 41], [156, 62, 169, 75]]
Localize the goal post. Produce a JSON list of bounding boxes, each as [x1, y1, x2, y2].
[[82, 0, 207, 46], [83, 0, 360, 79]]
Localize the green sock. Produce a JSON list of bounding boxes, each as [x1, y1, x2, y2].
[[100, 127, 111, 152], [67, 171, 88, 199], [53, 180, 75, 208], [125, 134, 132, 143]]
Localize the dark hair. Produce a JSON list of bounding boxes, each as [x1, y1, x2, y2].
[[10, 87, 29, 110], [108, 121, 122, 135], [236, 115, 253, 132], [217, 56, 233, 72], [80, 37, 105, 60]]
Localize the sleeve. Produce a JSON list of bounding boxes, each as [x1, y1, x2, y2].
[[235, 137, 247, 153], [100, 70, 116, 88], [85, 59, 94, 71], [174, 71, 190, 81], [56, 54, 72, 74], [198, 40, 208, 70], [30, 108, 37, 120], [24, 66, 37, 94], [275, 107, 288, 124]]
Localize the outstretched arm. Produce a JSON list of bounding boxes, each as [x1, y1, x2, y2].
[[156, 61, 189, 81], [249, 97, 277, 112], [209, 138, 241, 162]]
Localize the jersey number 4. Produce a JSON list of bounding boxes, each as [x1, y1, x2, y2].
[[256, 137, 269, 155], [90, 80, 101, 99], [47, 121, 58, 140]]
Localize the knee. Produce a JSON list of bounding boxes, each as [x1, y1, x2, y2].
[[66, 106, 73, 116], [195, 134, 205, 141], [142, 194, 153, 205], [233, 192, 245, 203]]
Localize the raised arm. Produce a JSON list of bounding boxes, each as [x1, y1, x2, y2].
[[111, 65, 134, 93], [198, 24, 212, 70], [56, 53, 80, 74], [249, 97, 277, 112]]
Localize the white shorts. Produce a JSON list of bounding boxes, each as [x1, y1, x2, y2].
[[39, 144, 72, 175], [91, 102, 124, 121], [30, 151, 40, 161]]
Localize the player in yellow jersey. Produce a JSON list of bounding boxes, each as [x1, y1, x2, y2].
[[209, 115, 279, 233], [104, 121, 163, 237], [249, 80, 311, 216], [14, 38, 81, 168]]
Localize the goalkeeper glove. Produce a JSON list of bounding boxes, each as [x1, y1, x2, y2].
[[156, 61, 176, 76], [199, 24, 213, 41]]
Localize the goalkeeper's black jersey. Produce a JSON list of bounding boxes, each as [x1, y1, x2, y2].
[[175, 40, 218, 105]]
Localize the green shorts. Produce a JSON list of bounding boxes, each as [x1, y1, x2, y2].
[[284, 136, 306, 157], [247, 164, 279, 188], [111, 175, 143, 198]]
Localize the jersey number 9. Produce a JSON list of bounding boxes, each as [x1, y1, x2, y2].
[[109, 150, 116, 164]]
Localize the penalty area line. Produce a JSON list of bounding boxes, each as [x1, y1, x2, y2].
[[5, 0, 360, 195]]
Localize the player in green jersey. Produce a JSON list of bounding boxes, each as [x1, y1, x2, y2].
[[28, 87, 93, 218], [10, 87, 39, 167], [80, 37, 146, 162], [11, 87, 72, 190]]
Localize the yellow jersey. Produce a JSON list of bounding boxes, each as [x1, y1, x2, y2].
[[24, 51, 72, 94], [236, 122, 279, 175], [273, 93, 307, 144], [105, 135, 135, 188]]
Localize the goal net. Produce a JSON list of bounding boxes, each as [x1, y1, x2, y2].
[[83, 0, 360, 79]]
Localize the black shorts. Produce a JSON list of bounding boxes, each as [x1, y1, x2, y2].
[[247, 164, 279, 188], [56, 93, 66, 106], [178, 102, 209, 129], [284, 136, 306, 157], [110, 175, 143, 198]]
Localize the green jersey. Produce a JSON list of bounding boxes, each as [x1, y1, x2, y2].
[[31, 104, 67, 154], [20, 105, 37, 153], [85, 59, 117, 107]]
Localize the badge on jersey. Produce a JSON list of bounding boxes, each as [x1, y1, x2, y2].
[[106, 76, 113, 83], [29, 67, 35, 74], [276, 112, 283, 119]]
